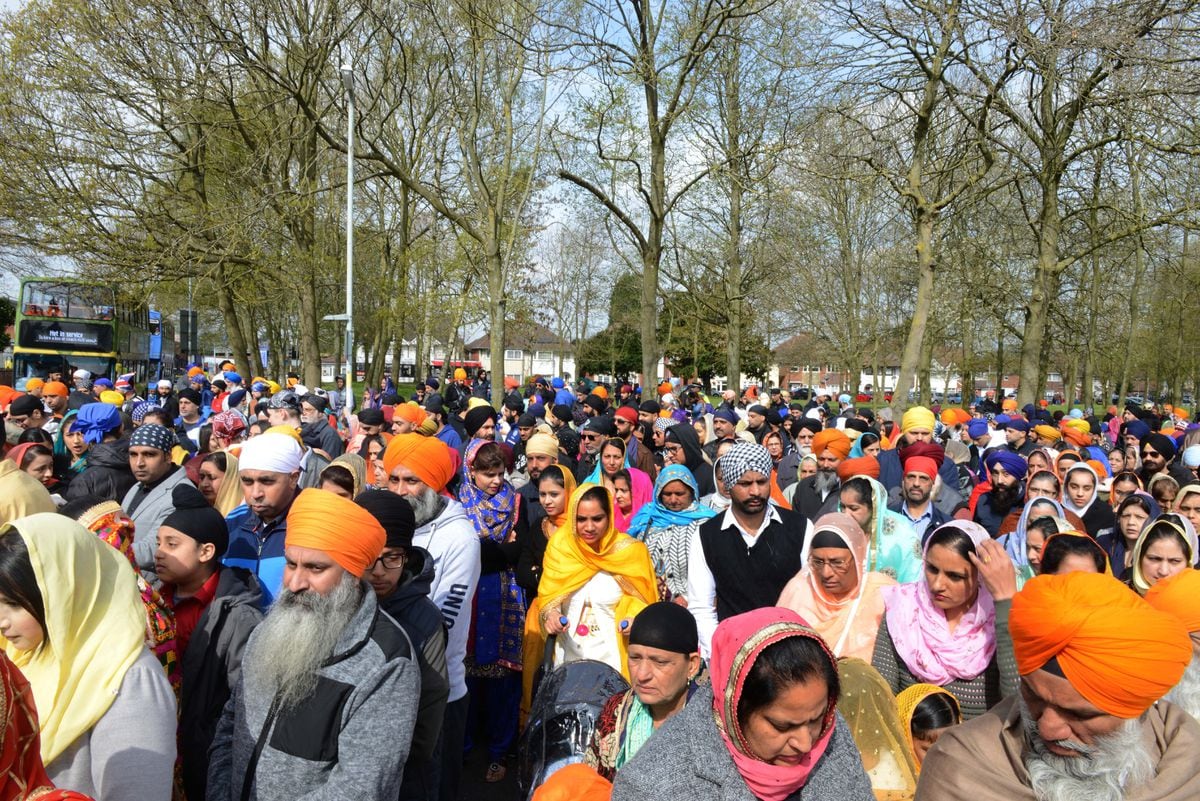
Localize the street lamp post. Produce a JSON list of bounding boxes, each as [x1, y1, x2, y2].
[[342, 62, 355, 389]]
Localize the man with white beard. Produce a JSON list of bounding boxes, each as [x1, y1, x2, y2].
[[1145, 568, 1200, 720], [382, 432, 480, 801], [917, 571, 1200, 801], [208, 488, 419, 801]]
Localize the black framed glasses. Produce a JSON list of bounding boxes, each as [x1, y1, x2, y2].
[[367, 552, 406, 571]]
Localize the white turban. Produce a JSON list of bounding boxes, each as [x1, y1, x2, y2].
[[239, 432, 304, 474]]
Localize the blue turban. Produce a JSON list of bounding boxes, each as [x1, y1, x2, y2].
[[551, 377, 565, 389], [713, 407, 739, 426], [967, 419, 989, 439], [985, 449, 1028, 481], [1126, 419, 1151, 441], [1006, 418, 1031, 433], [74, 402, 123, 444], [224, 371, 243, 384]]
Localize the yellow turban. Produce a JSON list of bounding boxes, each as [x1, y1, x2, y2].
[[286, 489, 385, 577], [1033, 424, 1061, 442], [900, 407, 936, 434], [99, 390, 125, 406], [467, 396, 490, 411], [382, 433, 455, 492], [264, 425, 304, 447], [526, 432, 560, 459]]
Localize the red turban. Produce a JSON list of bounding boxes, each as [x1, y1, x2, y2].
[[1010, 572, 1191, 718], [614, 405, 638, 425], [898, 441, 944, 471], [382, 433, 455, 491], [286, 489, 386, 578], [903, 456, 938, 480], [836, 456, 880, 482], [811, 429, 852, 460], [1145, 568, 1200, 633]]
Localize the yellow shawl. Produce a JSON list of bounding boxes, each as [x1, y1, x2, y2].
[[522, 484, 656, 717], [2, 514, 146, 763], [213, 450, 245, 516]]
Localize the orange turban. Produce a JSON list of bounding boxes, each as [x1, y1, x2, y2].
[[531, 764, 612, 801], [811, 429, 852, 460], [25, 378, 43, 392], [939, 408, 971, 427], [1002, 398, 1018, 412], [1176, 408, 1191, 420], [1010, 572, 1192, 718], [1060, 420, 1091, 448], [286, 488, 386, 578], [837, 455, 880, 481], [1145, 568, 1200, 633], [1033, 424, 1061, 442], [395, 402, 428, 427], [42, 381, 68, 398], [657, 382, 672, 396], [382, 433, 455, 491], [592, 385, 608, 400]]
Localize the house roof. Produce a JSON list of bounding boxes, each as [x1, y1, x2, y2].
[[466, 322, 571, 351]]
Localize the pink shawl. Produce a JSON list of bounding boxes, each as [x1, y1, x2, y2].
[[710, 608, 838, 801], [614, 467, 654, 532], [882, 520, 996, 685]]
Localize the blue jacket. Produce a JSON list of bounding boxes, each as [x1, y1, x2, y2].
[[223, 500, 294, 606]]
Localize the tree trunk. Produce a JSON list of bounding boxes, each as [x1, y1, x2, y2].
[[487, 240, 506, 410], [1017, 183, 1061, 406], [893, 212, 936, 413], [214, 262, 253, 381]]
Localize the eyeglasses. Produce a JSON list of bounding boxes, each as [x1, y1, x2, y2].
[[809, 556, 852, 572], [665, 443, 685, 453], [580, 432, 600, 441], [367, 552, 405, 571]]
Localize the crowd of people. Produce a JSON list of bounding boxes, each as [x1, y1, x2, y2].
[[0, 364, 1199, 801]]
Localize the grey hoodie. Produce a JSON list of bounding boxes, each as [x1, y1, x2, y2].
[[207, 585, 419, 801]]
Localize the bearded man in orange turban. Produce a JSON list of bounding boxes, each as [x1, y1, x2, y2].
[[211, 488, 421, 801], [382, 432, 480, 801], [792, 427, 852, 520], [917, 571, 1200, 801]]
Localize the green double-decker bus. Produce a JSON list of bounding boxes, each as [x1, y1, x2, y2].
[[12, 277, 151, 383]]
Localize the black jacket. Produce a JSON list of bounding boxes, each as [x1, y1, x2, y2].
[[301, 418, 344, 458], [379, 547, 450, 801], [65, 438, 137, 503], [179, 566, 264, 801]]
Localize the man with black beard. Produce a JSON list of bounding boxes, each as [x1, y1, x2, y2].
[[1145, 568, 1200, 722], [383, 433, 480, 801], [209, 489, 419, 801], [974, 450, 1027, 537], [918, 571, 1200, 801]]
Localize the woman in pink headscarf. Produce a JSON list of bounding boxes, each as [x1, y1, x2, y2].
[[610, 607, 874, 801], [871, 521, 1019, 720]]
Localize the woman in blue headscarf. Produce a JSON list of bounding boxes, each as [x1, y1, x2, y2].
[[998, 496, 1071, 583], [52, 411, 89, 480], [627, 465, 717, 602]]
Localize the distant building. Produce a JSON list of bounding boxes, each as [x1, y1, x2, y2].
[[465, 324, 576, 383]]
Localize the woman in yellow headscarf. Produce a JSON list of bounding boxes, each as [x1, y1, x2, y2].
[[838, 658, 918, 800], [895, 684, 962, 772], [522, 484, 657, 712], [0, 513, 176, 799]]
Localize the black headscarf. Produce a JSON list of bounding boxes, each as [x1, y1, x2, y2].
[[666, 423, 715, 497]]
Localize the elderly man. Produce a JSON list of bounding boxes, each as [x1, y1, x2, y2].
[[687, 441, 809, 657], [792, 427, 852, 521], [122, 423, 196, 570], [917, 571, 1199, 800], [975, 450, 1027, 537], [382, 433, 481, 801], [300, 394, 344, 458], [224, 431, 304, 604], [208, 489, 419, 801]]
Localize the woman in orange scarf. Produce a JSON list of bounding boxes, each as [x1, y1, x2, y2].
[[522, 484, 657, 712]]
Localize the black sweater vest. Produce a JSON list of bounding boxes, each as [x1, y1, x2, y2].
[[699, 508, 807, 621]]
